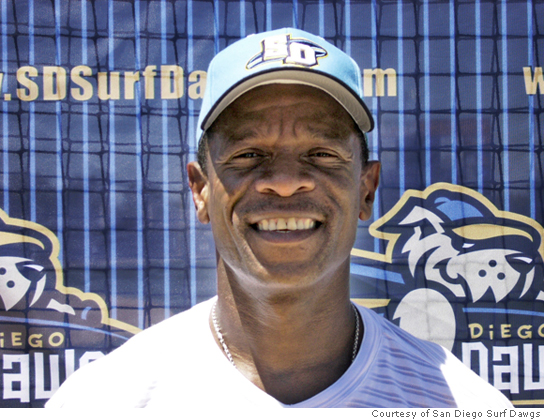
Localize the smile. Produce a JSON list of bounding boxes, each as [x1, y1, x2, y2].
[[255, 217, 318, 232]]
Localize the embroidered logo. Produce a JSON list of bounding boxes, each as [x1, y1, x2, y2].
[[246, 34, 327, 69]]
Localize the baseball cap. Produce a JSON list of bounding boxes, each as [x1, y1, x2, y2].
[[196, 27, 374, 142]]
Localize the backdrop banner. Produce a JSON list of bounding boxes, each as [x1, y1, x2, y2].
[[0, 0, 542, 407]]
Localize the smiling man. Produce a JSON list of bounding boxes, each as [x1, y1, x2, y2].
[[47, 28, 512, 408]]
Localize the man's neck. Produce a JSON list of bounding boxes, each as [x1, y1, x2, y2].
[[211, 260, 360, 404]]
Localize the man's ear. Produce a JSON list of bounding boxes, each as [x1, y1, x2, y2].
[[187, 162, 210, 224], [359, 161, 381, 221]]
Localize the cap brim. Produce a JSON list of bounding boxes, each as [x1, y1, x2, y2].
[[200, 68, 374, 136]]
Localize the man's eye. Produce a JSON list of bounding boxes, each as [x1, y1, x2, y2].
[[310, 151, 337, 158], [234, 152, 261, 159]]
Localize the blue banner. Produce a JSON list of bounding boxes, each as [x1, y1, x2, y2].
[[0, 0, 542, 407]]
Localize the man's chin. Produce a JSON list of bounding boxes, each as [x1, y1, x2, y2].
[[243, 260, 328, 289]]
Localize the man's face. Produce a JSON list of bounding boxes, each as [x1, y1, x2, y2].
[[189, 84, 379, 289]]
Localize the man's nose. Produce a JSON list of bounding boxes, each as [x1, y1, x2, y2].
[[254, 159, 316, 197]]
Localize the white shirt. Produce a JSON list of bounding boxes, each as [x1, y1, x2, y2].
[[46, 298, 512, 408]]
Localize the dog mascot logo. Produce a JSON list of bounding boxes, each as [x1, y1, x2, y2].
[[351, 183, 544, 405], [0, 208, 139, 406]]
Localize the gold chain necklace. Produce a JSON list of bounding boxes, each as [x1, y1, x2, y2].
[[211, 301, 361, 368]]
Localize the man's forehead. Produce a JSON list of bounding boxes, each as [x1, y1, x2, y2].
[[210, 84, 357, 136]]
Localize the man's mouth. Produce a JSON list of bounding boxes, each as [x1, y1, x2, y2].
[[254, 217, 320, 232]]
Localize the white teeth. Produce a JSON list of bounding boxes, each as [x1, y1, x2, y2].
[[287, 218, 297, 230], [257, 218, 317, 232]]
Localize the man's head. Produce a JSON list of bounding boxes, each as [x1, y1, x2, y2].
[[188, 28, 380, 287], [195, 28, 373, 174]]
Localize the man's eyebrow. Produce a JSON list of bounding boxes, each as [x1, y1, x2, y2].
[[305, 123, 352, 143], [226, 129, 260, 143], [300, 109, 355, 140], [218, 112, 269, 143]]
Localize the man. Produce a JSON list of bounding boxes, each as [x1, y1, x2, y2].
[[47, 28, 512, 408]]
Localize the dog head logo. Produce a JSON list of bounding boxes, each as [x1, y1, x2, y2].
[[385, 192, 542, 303], [0, 208, 139, 335], [351, 183, 544, 351]]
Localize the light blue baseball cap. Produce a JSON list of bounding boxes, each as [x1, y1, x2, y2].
[[196, 27, 374, 142]]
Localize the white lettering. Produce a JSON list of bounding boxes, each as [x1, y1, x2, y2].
[[462, 342, 488, 381], [262, 35, 289, 61], [65, 348, 75, 379], [285, 42, 317, 66], [34, 353, 60, 399], [523, 343, 544, 390], [493, 346, 519, 393], [3, 354, 30, 402]]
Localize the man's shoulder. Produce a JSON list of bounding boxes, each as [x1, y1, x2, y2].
[[104, 297, 214, 358], [46, 298, 215, 408], [356, 303, 451, 364], [355, 304, 512, 408], [130, 297, 214, 346]]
